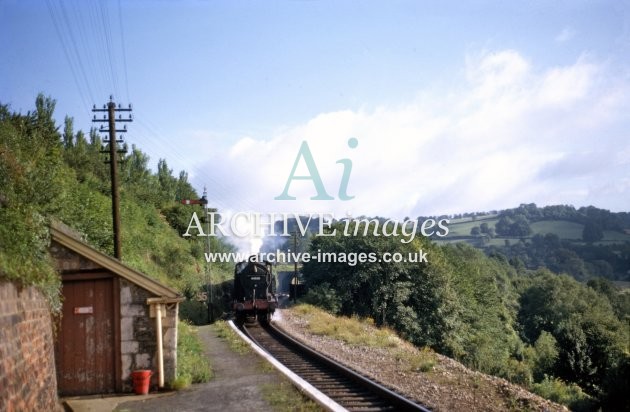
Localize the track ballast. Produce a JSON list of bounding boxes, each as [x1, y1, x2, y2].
[[238, 322, 430, 412]]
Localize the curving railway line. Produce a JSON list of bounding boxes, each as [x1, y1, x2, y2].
[[235, 321, 431, 412]]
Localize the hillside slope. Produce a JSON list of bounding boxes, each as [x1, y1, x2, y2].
[[435, 204, 630, 282], [0, 95, 233, 319], [276, 305, 568, 412]]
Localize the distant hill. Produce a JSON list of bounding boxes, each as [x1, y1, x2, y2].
[[434, 204, 630, 282], [260, 204, 630, 282]]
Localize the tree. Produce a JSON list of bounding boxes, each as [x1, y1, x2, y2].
[[496, 216, 514, 236], [62, 116, 74, 148], [157, 158, 177, 204], [532, 331, 559, 381], [175, 170, 197, 201], [302, 222, 458, 350], [470, 226, 481, 236], [582, 221, 604, 243], [517, 270, 627, 394], [302, 283, 342, 313], [587, 277, 630, 320], [511, 215, 533, 237]]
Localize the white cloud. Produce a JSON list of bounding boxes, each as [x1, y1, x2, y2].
[[537, 57, 597, 106], [466, 49, 530, 100], [193, 49, 630, 228], [555, 27, 576, 43]]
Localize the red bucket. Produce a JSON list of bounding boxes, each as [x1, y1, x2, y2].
[[131, 370, 152, 395]]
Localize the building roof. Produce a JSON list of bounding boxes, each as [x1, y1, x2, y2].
[[50, 220, 182, 299]]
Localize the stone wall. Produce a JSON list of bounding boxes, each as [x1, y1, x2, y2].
[[0, 281, 60, 411], [50, 238, 179, 392], [49, 240, 101, 272], [120, 279, 178, 391]]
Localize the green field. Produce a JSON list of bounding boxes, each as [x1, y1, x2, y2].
[[600, 230, 630, 242], [529, 221, 584, 240], [441, 219, 630, 244], [485, 238, 525, 247], [448, 214, 499, 225], [445, 218, 499, 237]]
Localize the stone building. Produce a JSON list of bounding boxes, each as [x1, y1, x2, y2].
[[49, 221, 183, 395]]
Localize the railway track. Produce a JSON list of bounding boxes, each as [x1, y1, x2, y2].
[[237, 321, 430, 412]]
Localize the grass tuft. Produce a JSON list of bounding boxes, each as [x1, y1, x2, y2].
[[295, 304, 402, 348], [261, 379, 323, 411], [214, 320, 252, 354], [174, 321, 212, 389], [393, 347, 437, 373]]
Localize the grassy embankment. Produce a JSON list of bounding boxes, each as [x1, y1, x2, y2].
[[291, 304, 438, 373]]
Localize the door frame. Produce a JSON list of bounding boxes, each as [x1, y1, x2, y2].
[[57, 270, 122, 394]]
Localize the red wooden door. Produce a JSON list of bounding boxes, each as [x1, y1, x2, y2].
[[55, 275, 116, 395]]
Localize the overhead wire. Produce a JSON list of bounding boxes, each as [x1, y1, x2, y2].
[[45, 0, 91, 113], [87, 0, 112, 97], [133, 114, 257, 212], [57, 0, 96, 103], [97, 0, 120, 99], [69, 1, 107, 103], [45, 0, 245, 213], [117, 0, 130, 102]]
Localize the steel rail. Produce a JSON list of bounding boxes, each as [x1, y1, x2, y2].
[[239, 322, 431, 412]]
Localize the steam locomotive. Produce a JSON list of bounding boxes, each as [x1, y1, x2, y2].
[[232, 257, 277, 324]]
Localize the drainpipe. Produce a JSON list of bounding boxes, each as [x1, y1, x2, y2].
[[155, 303, 165, 388], [147, 296, 184, 389]]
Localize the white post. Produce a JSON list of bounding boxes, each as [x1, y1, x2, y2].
[[155, 303, 164, 388]]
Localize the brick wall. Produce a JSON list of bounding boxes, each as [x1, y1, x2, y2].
[[0, 281, 60, 411]]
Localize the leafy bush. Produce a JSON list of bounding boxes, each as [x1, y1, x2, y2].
[[301, 282, 342, 313], [531, 376, 596, 411], [523, 331, 558, 382], [504, 359, 532, 386]]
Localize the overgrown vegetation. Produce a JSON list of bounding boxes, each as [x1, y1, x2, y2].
[[0, 97, 67, 310], [530, 376, 596, 411], [0, 95, 234, 312], [1, 95, 227, 390], [173, 321, 212, 389], [294, 304, 402, 348]]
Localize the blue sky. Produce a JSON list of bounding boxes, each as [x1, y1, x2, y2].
[[2, 1, 629, 226]]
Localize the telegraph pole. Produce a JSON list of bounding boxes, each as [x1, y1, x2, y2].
[[92, 96, 132, 259]]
